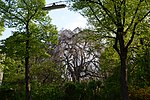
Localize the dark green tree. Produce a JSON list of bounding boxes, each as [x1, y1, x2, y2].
[[70, 0, 150, 99], [128, 32, 150, 87]]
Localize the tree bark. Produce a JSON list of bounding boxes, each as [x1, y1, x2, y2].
[[120, 48, 129, 100], [25, 39, 31, 100], [115, 27, 129, 100], [25, 21, 31, 100]]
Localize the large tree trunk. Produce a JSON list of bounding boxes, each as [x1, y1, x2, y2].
[[25, 22, 31, 100], [120, 48, 129, 100], [116, 27, 129, 100], [25, 39, 31, 100], [76, 67, 80, 82]]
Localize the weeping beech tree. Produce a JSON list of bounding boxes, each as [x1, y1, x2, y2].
[[58, 29, 102, 82], [70, 0, 150, 99]]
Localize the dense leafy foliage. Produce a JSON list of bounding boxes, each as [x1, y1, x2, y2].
[[70, 0, 150, 99], [0, 0, 149, 100]]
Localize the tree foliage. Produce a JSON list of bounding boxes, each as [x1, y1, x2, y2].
[[0, 0, 58, 99], [70, 0, 150, 99]]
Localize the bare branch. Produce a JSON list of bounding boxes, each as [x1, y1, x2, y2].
[[122, 0, 126, 26], [126, 23, 137, 49], [102, 36, 116, 39], [138, 10, 150, 22]]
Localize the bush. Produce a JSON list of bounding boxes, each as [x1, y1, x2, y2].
[[32, 84, 64, 100], [129, 86, 150, 100], [63, 80, 102, 100]]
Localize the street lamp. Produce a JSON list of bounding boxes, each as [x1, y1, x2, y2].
[[42, 2, 66, 10]]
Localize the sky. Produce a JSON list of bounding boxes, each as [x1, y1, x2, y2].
[[0, 0, 87, 40], [47, 0, 87, 30]]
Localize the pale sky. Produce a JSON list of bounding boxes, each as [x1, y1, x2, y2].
[[0, 0, 87, 40], [47, 0, 87, 30]]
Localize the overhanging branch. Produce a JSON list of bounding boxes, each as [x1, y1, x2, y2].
[[84, 0, 117, 26], [125, 0, 143, 33], [126, 10, 150, 49], [88, 5, 117, 34], [113, 34, 121, 56]]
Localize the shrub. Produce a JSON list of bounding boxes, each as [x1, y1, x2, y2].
[[129, 86, 150, 100]]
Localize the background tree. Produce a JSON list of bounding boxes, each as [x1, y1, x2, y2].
[[0, 54, 5, 85], [0, 0, 4, 35], [0, 22, 4, 35], [70, 0, 150, 99], [57, 28, 102, 82], [128, 31, 150, 87]]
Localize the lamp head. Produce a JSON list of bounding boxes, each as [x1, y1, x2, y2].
[[42, 4, 66, 10]]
